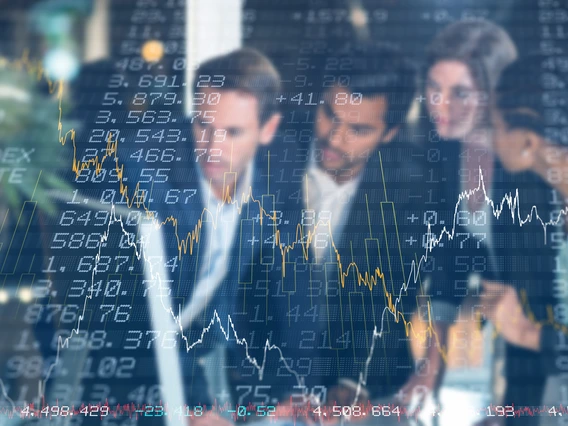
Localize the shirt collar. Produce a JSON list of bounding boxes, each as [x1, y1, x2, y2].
[[197, 161, 254, 208]]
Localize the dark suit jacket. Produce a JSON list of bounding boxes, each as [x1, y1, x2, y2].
[[72, 134, 278, 423], [490, 168, 560, 421], [426, 141, 561, 423], [226, 139, 429, 404]]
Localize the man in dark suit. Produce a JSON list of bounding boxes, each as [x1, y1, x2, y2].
[[72, 48, 283, 426], [149, 47, 284, 426], [226, 43, 429, 423]]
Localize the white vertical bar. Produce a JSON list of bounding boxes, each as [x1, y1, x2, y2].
[[84, 0, 110, 63], [185, 0, 244, 116]]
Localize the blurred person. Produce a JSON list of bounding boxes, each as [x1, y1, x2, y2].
[[406, 19, 519, 410], [479, 55, 568, 425], [226, 42, 427, 425], [305, 43, 422, 407], [74, 47, 282, 426], [173, 47, 282, 426]]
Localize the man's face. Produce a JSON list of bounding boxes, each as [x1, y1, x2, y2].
[[315, 86, 397, 182], [192, 88, 276, 191]]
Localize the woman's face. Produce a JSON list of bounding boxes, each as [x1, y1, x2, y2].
[[426, 60, 484, 140]]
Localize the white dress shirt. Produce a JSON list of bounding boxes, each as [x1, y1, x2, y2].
[[304, 154, 362, 262], [180, 162, 253, 328], [144, 162, 254, 418]]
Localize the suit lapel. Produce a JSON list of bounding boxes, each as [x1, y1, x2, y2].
[[160, 161, 206, 317]]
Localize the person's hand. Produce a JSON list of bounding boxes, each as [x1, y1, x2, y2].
[[189, 412, 233, 426], [396, 321, 449, 411], [272, 401, 317, 425], [481, 281, 541, 351], [322, 384, 366, 424], [270, 398, 345, 425], [326, 383, 368, 407], [396, 366, 439, 410]]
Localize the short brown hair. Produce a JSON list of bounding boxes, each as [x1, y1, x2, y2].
[[321, 42, 416, 131], [193, 48, 281, 124]]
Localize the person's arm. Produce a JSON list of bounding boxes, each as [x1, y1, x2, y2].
[[539, 325, 564, 375], [397, 248, 463, 406], [398, 319, 450, 406], [540, 325, 556, 352], [481, 281, 541, 351], [481, 281, 568, 377]]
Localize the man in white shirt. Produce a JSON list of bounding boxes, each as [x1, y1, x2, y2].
[[125, 48, 283, 426], [226, 43, 428, 424], [300, 43, 424, 409]]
